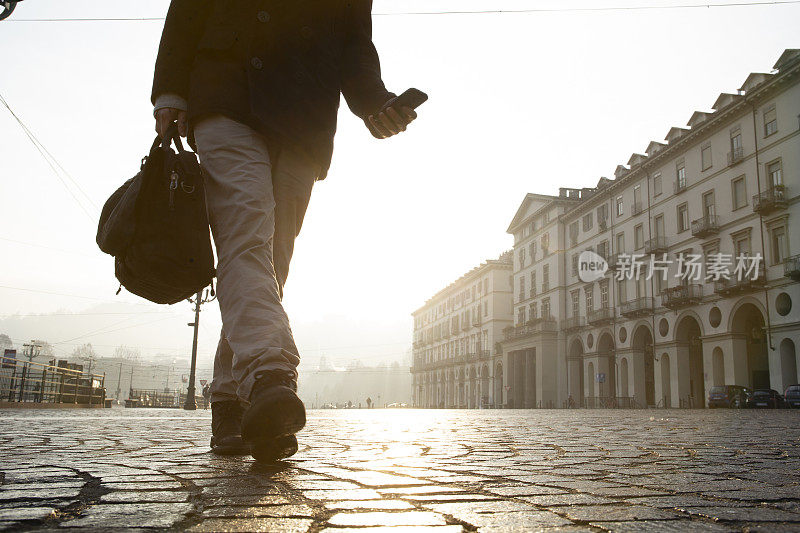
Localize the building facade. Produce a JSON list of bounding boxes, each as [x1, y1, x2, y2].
[[502, 49, 800, 409], [411, 252, 513, 408]]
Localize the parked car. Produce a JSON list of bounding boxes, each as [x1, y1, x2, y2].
[[746, 389, 787, 409], [708, 385, 750, 408], [784, 385, 800, 408]]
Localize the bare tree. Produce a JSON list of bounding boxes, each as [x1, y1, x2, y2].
[[114, 345, 141, 362], [71, 343, 98, 374]]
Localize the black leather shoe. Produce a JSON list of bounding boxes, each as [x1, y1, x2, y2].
[[210, 400, 251, 455], [242, 373, 305, 462]]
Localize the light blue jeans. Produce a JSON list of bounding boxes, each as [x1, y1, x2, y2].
[[193, 115, 319, 404]]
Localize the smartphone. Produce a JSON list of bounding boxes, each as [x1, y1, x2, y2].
[[383, 88, 428, 112], [369, 88, 427, 138]]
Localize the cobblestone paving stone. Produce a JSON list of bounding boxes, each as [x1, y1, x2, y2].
[[1, 409, 800, 531]]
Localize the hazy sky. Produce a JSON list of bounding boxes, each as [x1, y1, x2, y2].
[[1, 0, 798, 369]]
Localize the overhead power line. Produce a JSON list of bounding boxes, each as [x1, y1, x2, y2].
[[0, 93, 97, 221], [5, 1, 799, 21]]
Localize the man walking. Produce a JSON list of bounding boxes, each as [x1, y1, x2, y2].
[[152, 0, 416, 462]]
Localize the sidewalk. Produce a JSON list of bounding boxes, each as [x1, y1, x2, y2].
[[1, 408, 800, 531]]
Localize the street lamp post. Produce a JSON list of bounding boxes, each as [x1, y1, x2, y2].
[[184, 287, 215, 410]]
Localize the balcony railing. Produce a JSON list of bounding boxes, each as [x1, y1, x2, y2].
[[644, 236, 668, 255], [562, 316, 586, 332], [662, 284, 702, 309], [674, 179, 687, 194], [0, 356, 106, 406], [620, 297, 654, 318], [727, 146, 744, 166], [607, 252, 623, 270], [714, 268, 766, 296], [477, 349, 490, 360], [587, 306, 614, 325], [753, 185, 787, 214], [503, 318, 557, 342], [785, 254, 800, 282], [691, 214, 719, 238], [598, 217, 608, 231], [632, 201, 643, 216]]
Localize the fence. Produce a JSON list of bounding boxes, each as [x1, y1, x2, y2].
[[126, 388, 205, 408], [0, 354, 106, 406]]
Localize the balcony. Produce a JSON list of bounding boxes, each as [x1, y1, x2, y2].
[[477, 349, 490, 360], [644, 236, 668, 255], [620, 297, 654, 318], [472, 317, 481, 327], [674, 179, 687, 195], [753, 185, 787, 215], [632, 201, 643, 216], [691, 214, 720, 238], [587, 306, 614, 326], [562, 316, 586, 332], [785, 254, 800, 282], [598, 217, 608, 231], [714, 268, 766, 296], [662, 284, 702, 310], [503, 318, 557, 342], [607, 252, 623, 270], [727, 146, 744, 166]]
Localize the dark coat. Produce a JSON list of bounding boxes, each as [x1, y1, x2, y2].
[[151, 0, 394, 177]]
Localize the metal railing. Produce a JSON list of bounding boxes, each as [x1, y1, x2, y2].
[[753, 185, 787, 214], [674, 179, 687, 194], [644, 236, 668, 255], [727, 146, 744, 166], [503, 318, 557, 341], [587, 306, 614, 325], [0, 355, 106, 405], [785, 254, 800, 281], [632, 201, 643, 216], [662, 284, 703, 309], [620, 297, 654, 318], [562, 316, 586, 332], [714, 267, 766, 295], [127, 389, 204, 409], [691, 214, 719, 238]]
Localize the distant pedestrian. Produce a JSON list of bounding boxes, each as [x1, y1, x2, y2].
[[366, 397, 372, 409]]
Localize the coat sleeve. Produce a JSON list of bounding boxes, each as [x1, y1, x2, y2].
[[151, 0, 212, 105], [340, 0, 395, 121]]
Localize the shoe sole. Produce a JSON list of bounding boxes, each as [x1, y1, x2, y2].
[[210, 437, 252, 456], [241, 386, 306, 458], [251, 434, 299, 463]]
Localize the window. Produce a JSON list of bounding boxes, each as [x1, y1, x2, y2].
[[654, 268, 664, 295], [654, 214, 665, 239], [617, 278, 627, 304], [636, 270, 646, 299], [571, 290, 580, 317], [767, 160, 783, 187], [701, 144, 713, 171], [616, 196, 624, 217], [541, 297, 551, 319], [731, 131, 743, 153], [585, 286, 594, 312], [529, 301, 538, 320], [569, 221, 579, 244], [653, 173, 662, 196], [734, 233, 751, 257], [616, 232, 625, 253], [571, 254, 579, 277], [597, 204, 609, 225], [517, 306, 526, 325], [530, 271, 536, 297], [764, 105, 777, 137], [702, 191, 716, 218], [634, 224, 644, 249], [633, 184, 642, 213], [582, 213, 593, 232], [483, 301, 488, 317], [519, 276, 525, 301], [676, 161, 686, 188], [518, 248, 526, 268], [677, 203, 689, 232], [732, 176, 747, 209], [772, 225, 788, 265], [597, 240, 608, 259], [529, 241, 536, 261], [600, 280, 609, 308], [542, 264, 550, 292]]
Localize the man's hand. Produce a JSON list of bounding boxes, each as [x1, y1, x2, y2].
[[367, 105, 417, 139], [155, 107, 188, 138]]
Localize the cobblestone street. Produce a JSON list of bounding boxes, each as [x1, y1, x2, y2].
[[2, 409, 800, 531]]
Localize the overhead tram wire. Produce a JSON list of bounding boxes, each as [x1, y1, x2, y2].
[[0, 93, 97, 221], [5, 0, 800, 21]]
